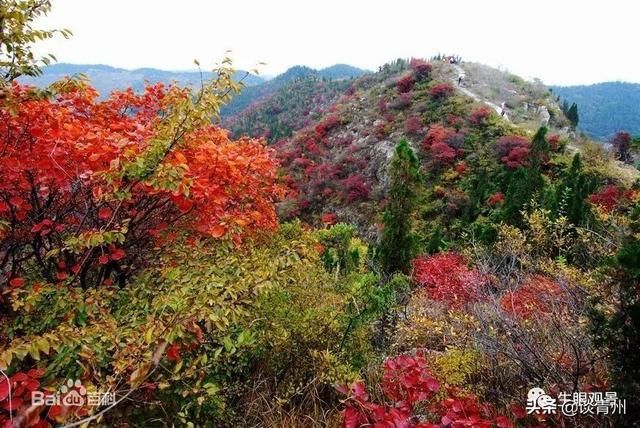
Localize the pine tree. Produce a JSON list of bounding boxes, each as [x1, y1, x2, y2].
[[566, 102, 579, 129], [379, 139, 421, 274]]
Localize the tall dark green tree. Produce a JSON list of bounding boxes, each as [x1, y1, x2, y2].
[[501, 127, 547, 226], [550, 153, 598, 225], [566, 102, 579, 129], [379, 139, 421, 274]]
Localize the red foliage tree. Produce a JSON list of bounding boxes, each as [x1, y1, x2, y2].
[[610, 131, 632, 162], [0, 82, 282, 293], [412, 252, 486, 308], [397, 73, 416, 94], [429, 82, 455, 100], [496, 135, 530, 169], [409, 58, 433, 80]]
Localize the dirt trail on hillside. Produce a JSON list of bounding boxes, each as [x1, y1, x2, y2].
[[451, 64, 509, 121]]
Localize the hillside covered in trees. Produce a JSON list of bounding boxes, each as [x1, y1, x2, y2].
[[1, 2, 640, 428], [552, 82, 640, 140]]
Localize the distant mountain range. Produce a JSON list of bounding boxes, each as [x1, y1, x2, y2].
[[552, 82, 640, 140], [19, 63, 266, 97], [19, 63, 369, 107]]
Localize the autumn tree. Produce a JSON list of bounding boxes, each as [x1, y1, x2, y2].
[[379, 140, 420, 275], [611, 131, 633, 163], [0, 0, 71, 84]]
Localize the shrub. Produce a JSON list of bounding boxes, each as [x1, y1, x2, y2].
[[429, 82, 454, 100], [412, 252, 486, 308], [496, 135, 530, 169], [469, 107, 492, 126], [409, 58, 432, 79], [397, 73, 416, 94], [405, 115, 423, 135], [500, 275, 565, 319], [342, 174, 371, 203]]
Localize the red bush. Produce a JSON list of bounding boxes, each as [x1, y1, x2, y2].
[[496, 135, 530, 169], [339, 354, 514, 428], [423, 125, 458, 166], [320, 212, 338, 226], [315, 115, 341, 138], [397, 73, 416, 94], [487, 192, 505, 206], [405, 115, 423, 135], [429, 82, 455, 100], [342, 174, 371, 203], [409, 58, 433, 79], [412, 252, 486, 308], [469, 107, 492, 126], [500, 275, 564, 319], [588, 185, 632, 213], [454, 161, 468, 174]]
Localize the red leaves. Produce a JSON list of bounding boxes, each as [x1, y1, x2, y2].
[[320, 212, 338, 226], [405, 115, 423, 135], [409, 58, 433, 79], [487, 192, 505, 206], [339, 355, 513, 428], [1, 82, 283, 290], [422, 125, 460, 167], [382, 354, 439, 405], [588, 185, 632, 213], [412, 252, 486, 308], [98, 207, 113, 220], [429, 82, 455, 100], [500, 275, 565, 319], [496, 135, 530, 169], [315, 115, 341, 138], [397, 73, 416, 94], [166, 343, 181, 362], [469, 107, 492, 126], [9, 277, 25, 288]]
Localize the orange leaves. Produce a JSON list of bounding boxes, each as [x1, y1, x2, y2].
[[500, 275, 565, 319], [210, 224, 227, 239]]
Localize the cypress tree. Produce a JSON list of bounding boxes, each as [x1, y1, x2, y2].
[[552, 153, 598, 225], [379, 139, 421, 274], [501, 127, 547, 225], [567, 102, 579, 129]]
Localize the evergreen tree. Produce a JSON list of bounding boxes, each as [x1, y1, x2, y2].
[[379, 139, 421, 274], [551, 153, 598, 225], [590, 221, 640, 423], [567, 102, 579, 129], [501, 127, 547, 226]]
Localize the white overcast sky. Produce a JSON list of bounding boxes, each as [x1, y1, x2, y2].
[[35, 0, 639, 85]]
